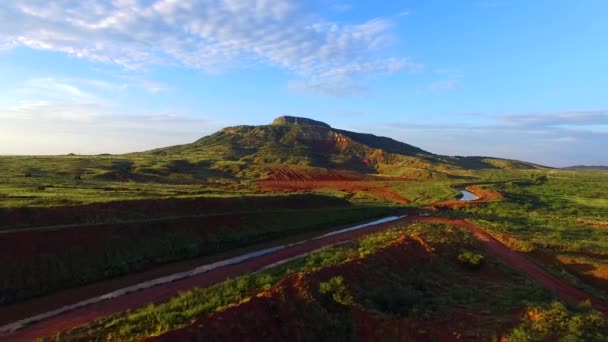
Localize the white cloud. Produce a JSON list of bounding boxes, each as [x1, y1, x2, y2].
[[15, 78, 98, 102], [0, 0, 414, 96], [0, 100, 222, 154], [0, 102, 103, 123], [288, 78, 368, 97], [379, 110, 608, 167], [428, 80, 458, 92]]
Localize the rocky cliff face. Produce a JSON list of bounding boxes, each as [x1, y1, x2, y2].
[[157, 116, 542, 177], [272, 116, 331, 128]]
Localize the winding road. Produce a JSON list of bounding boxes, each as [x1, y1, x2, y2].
[[1, 213, 607, 340]]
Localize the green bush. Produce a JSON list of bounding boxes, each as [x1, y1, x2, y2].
[[508, 302, 607, 341], [457, 250, 484, 269], [319, 276, 354, 306]]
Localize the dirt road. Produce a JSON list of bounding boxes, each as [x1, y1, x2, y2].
[[416, 217, 608, 315], [0, 216, 412, 341], [2, 215, 607, 341]]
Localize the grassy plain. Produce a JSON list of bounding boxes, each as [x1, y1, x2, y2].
[[447, 170, 608, 299], [2, 147, 607, 341]]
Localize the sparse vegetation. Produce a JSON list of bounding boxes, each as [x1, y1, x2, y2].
[[0, 204, 396, 304], [1, 118, 606, 340], [508, 301, 607, 341], [458, 250, 485, 269], [447, 170, 608, 299], [57, 223, 580, 341]]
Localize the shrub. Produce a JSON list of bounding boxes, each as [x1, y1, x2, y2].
[[508, 302, 607, 341], [319, 276, 354, 306], [458, 250, 484, 269]]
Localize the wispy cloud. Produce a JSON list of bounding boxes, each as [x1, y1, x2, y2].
[[15, 78, 98, 102], [397, 11, 414, 17], [0, 100, 222, 154], [288, 78, 368, 97], [0, 0, 416, 96], [333, 3, 353, 12], [380, 110, 608, 167], [428, 80, 458, 92], [499, 111, 608, 128]]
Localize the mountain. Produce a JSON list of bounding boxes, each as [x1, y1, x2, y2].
[[563, 165, 608, 171], [141, 116, 542, 181]]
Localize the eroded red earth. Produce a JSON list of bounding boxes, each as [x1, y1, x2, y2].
[[430, 185, 501, 209], [259, 180, 411, 204], [2, 190, 607, 341]]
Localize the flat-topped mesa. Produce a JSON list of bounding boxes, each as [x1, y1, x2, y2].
[[272, 116, 331, 128]]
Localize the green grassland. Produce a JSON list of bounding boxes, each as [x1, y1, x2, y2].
[[0, 117, 542, 209], [0, 154, 541, 209], [447, 170, 608, 299], [0, 155, 248, 208], [1, 118, 606, 335], [57, 223, 607, 341]]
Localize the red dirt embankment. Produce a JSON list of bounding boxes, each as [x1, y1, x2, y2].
[[415, 217, 608, 316], [258, 166, 412, 205], [3, 215, 607, 341], [431, 185, 501, 209], [259, 180, 410, 204], [0, 195, 349, 230], [152, 236, 463, 342], [0, 216, 413, 342]]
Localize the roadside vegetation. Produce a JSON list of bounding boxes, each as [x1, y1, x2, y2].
[[57, 223, 607, 341], [447, 170, 608, 300], [0, 205, 397, 305]]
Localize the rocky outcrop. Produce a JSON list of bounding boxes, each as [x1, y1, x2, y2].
[[272, 116, 331, 128]]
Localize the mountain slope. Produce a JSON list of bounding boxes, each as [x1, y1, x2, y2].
[[144, 116, 543, 181]]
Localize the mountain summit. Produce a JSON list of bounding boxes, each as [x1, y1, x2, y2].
[[272, 116, 331, 128], [147, 116, 542, 180]]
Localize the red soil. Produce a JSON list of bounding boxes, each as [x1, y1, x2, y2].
[[415, 217, 608, 315], [430, 185, 501, 209], [0, 217, 414, 341], [353, 309, 496, 341], [0, 195, 347, 230], [532, 250, 608, 297], [0, 212, 255, 261], [0, 197, 349, 262], [264, 166, 364, 181], [258, 180, 410, 204], [576, 219, 608, 229], [152, 236, 445, 342], [3, 216, 607, 341]]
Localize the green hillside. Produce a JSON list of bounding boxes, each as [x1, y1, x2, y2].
[[0, 116, 544, 208], [144, 115, 543, 180]]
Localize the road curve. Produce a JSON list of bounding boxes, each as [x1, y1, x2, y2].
[[3, 215, 607, 341], [0, 216, 411, 341], [415, 217, 608, 315]]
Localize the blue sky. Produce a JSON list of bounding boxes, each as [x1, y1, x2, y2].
[[1, 0, 607, 166]]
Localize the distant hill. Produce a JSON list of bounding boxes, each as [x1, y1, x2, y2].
[[142, 116, 543, 181], [0, 116, 546, 187], [563, 165, 608, 171]]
